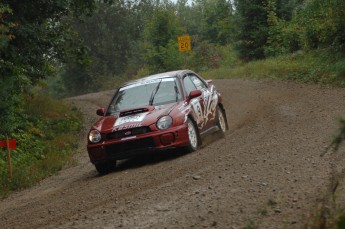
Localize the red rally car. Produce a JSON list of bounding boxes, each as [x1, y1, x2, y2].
[[87, 70, 228, 174]]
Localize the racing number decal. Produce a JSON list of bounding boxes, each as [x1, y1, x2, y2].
[[197, 86, 219, 128], [191, 99, 203, 124], [197, 104, 202, 117]]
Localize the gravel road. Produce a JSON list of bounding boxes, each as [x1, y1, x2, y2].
[[1, 79, 345, 229]]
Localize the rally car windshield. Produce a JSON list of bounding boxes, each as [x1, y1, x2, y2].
[[107, 77, 182, 114]]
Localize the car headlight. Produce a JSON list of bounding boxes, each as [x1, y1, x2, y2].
[[88, 130, 101, 143], [157, 116, 173, 130]]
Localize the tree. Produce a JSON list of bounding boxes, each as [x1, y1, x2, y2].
[[0, 0, 95, 133], [264, 0, 303, 56], [200, 0, 234, 45], [62, 1, 133, 95], [143, 6, 184, 72], [234, 0, 269, 61], [296, 0, 345, 52]]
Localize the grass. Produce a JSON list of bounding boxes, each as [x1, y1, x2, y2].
[[0, 95, 82, 198], [201, 49, 345, 88], [304, 199, 345, 229], [258, 208, 268, 216], [243, 221, 258, 229], [267, 199, 278, 207]]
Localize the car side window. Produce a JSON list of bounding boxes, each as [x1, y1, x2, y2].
[[189, 74, 207, 90], [183, 75, 197, 96]]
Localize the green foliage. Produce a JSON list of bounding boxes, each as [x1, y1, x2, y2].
[[337, 213, 345, 229], [60, 0, 159, 95], [202, 49, 345, 88], [200, 0, 234, 45], [243, 221, 258, 229], [304, 193, 345, 229], [176, 0, 201, 36], [0, 75, 28, 134], [1, 0, 95, 81], [0, 95, 82, 198], [265, 18, 302, 57], [144, 6, 184, 72], [264, 0, 301, 57], [57, 0, 237, 95], [234, 0, 269, 61], [0, 0, 95, 134], [296, 0, 345, 52], [0, 3, 15, 49], [163, 40, 185, 70], [48, 0, 345, 97], [74, 4, 134, 72], [189, 39, 224, 71], [265, 0, 345, 57]]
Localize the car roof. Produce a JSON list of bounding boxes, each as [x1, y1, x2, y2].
[[121, 69, 194, 88]]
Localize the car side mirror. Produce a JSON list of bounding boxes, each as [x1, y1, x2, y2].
[[96, 108, 105, 116], [206, 79, 213, 85], [188, 90, 202, 100]]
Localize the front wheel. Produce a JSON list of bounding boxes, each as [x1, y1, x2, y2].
[[95, 161, 116, 175], [186, 118, 200, 152]]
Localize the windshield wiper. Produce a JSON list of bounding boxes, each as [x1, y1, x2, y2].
[[149, 79, 162, 105]]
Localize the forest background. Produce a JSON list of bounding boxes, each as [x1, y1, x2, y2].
[[0, 0, 345, 224]]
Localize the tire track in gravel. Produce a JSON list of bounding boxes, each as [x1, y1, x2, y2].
[[1, 79, 345, 229]]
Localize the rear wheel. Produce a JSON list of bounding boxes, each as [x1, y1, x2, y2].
[[95, 161, 116, 175], [217, 106, 227, 134], [186, 118, 200, 152]]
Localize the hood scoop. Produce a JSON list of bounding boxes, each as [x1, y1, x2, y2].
[[120, 108, 150, 117]]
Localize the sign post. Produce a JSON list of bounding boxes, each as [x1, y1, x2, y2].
[[0, 136, 16, 178], [6, 135, 12, 178], [177, 35, 191, 67]]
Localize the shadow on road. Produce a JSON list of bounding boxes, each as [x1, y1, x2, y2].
[[115, 149, 189, 172]]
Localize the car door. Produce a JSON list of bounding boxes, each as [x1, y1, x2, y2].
[[183, 73, 212, 131]]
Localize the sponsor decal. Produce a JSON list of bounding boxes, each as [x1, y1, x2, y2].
[[114, 112, 148, 127], [120, 78, 174, 91], [112, 112, 146, 131], [201, 87, 217, 124], [191, 98, 203, 124], [190, 86, 219, 128], [113, 123, 142, 132]]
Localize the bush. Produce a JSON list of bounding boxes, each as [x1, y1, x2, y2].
[[201, 49, 345, 88], [0, 95, 82, 198]]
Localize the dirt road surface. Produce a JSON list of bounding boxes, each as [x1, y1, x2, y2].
[[1, 79, 345, 229]]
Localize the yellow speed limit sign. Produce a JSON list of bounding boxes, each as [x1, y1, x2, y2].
[[178, 36, 191, 52]]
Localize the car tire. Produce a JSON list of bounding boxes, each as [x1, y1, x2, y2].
[[95, 161, 116, 175], [186, 118, 200, 152], [216, 106, 227, 135]]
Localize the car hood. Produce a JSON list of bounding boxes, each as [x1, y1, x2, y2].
[[93, 102, 183, 133]]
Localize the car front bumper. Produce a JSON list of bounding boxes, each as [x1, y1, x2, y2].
[[87, 123, 189, 164]]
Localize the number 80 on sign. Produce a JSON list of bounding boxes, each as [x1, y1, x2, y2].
[[178, 36, 191, 52]]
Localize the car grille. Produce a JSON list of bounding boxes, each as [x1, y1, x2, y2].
[[105, 137, 155, 154], [106, 127, 151, 140]]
